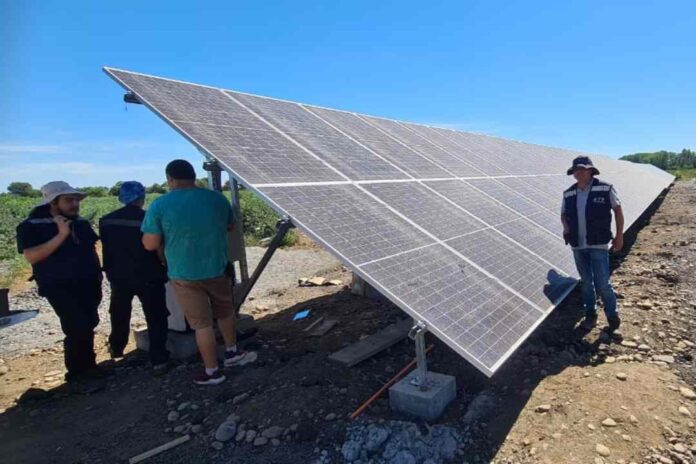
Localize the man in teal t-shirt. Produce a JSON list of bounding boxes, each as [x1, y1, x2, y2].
[[142, 159, 255, 385]]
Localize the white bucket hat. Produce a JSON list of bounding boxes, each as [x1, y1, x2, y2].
[[38, 181, 86, 206]]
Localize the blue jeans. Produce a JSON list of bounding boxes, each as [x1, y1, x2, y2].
[[572, 248, 618, 318]]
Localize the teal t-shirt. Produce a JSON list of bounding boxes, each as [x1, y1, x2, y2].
[[141, 188, 234, 281]]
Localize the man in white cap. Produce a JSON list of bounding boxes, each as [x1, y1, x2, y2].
[[100, 181, 170, 375], [16, 181, 105, 393]]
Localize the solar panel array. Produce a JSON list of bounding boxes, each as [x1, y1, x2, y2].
[[104, 68, 674, 376]]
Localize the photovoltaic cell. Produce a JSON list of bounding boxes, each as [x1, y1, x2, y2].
[[257, 184, 433, 266], [362, 116, 487, 177], [446, 231, 576, 309], [304, 106, 453, 179], [425, 180, 523, 226], [359, 244, 543, 373], [229, 92, 408, 181], [104, 67, 675, 376], [361, 182, 488, 240]]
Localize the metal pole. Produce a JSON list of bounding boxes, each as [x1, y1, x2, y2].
[[233, 217, 294, 314], [408, 320, 430, 390], [232, 178, 249, 282]]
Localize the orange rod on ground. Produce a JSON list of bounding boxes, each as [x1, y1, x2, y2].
[[349, 344, 434, 421]]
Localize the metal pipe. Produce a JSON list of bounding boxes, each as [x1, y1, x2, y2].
[[233, 217, 293, 313]]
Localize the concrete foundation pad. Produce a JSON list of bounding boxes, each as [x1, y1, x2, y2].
[[389, 370, 456, 421], [133, 314, 257, 361]]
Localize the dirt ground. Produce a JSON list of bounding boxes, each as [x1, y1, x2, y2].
[[0, 181, 694, 464]]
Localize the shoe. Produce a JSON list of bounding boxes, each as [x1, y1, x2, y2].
[[193, 369, 226, 386], [224, 350, 258, 367], [109, 346, 124, 359], [607, 315, 621, 333], [580, 312, 598, 329]]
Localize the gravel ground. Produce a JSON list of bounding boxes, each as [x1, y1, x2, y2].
[[0, 246, 340, 359]]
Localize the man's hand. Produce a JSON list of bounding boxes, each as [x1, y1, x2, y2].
[[611, 234, 624, 252], [53, 215, 71, 238]]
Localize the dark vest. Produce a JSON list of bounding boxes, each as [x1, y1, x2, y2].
[[563, 178, 613, 247], [99, 205, 167, 284]]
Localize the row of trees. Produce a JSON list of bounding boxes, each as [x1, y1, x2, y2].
[[5, 178, 229, 197], [620, 149, 696, 170]]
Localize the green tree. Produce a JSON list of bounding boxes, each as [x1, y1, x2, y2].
[[146, 183, 167, 194], [81, 186, 109, 197], [7, 182, 39, 197], [109, 181, 124, 196]]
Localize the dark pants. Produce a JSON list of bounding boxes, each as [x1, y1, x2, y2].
[[41, 279, 102, 382], [108, 280, 170, 365]]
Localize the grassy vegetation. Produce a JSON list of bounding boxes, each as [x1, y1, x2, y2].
[[0, 190, 293, 288], [668, 168, 696, 180]]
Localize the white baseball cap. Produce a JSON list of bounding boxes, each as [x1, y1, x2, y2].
[[38, 181, 86, 206]]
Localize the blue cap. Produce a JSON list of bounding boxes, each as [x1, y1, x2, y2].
[[118, 181, 146, 205]]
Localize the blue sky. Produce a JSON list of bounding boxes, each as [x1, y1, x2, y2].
[[2, 0, 694, 191]]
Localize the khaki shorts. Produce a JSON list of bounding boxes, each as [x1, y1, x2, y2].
[[170, 275, 234, 330]]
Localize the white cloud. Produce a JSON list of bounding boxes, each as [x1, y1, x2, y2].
[[0, 144, 66, 154]]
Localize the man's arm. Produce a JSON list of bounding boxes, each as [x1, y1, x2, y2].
[[611, 205, 624, 252], [142, 233, 162, 251], [22, 216, 71, 265]]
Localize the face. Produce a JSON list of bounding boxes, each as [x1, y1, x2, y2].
[[573, 167, 593, 184], [53, 194, 82, 218]]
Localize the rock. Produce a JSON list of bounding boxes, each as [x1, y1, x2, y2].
[[191, 424, 203, 434], [678, 406, 692, 417], [253, 437, 268, 446], [177, 402, 190, 412], [629, 415, 638, 424], [587, 424, 596, 430], [271, 438, 280, 446], [0, 365, 8, 376], [262, 426, 284, 439], [342, 440, 362, 461], [391, 450, 416, 464], [235, 430, 246, 442], [616, 373, 628, 381], [595, 443, 611, 457], [211, 441, 224, 451], [535, 404, 551, 413], [215, 420, 237, 442], [605, 356, 616, 364], [364, 424, 390, 452], [225, 413, 241, 423], [167, 411, 180, 422], [325, 413, 337, 421], [245, 430, 257, 443], [602, 418, 617, 427], [621, 341, 638, 348], [653, 355, 675, 364], [232, 392, 250, 405], [622, 434, 632, 442], [673, 443, 687, 453], [679, 387, 696, 400], [638, 344, 651, 352]]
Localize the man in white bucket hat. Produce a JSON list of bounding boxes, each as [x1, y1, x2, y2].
[[16, 181, 105, 393]]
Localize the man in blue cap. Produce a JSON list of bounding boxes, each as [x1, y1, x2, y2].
[[561, 156, 624, 333], [100, 181, 170, 374]]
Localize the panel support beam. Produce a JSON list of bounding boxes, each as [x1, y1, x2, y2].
[[408, 320, 431, 390], [233, 217, 294, 314]]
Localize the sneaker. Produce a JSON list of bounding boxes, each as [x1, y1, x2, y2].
[[109, 346, 124, 359], [224, 349, 258, 367], [580, 312, 598, 329], [607, 315, 621, 333], [193, 369, 226, 386]]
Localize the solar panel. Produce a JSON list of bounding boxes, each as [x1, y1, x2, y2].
[[104, 67, 675, 376]]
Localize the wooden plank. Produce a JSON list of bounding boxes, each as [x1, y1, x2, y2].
[[308, 318, 337, 337], [129, 435, 191, 464], [329, 318, 412, 367]]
